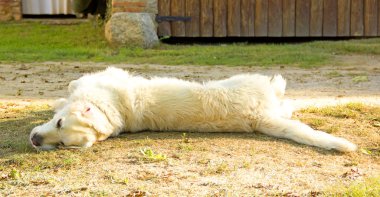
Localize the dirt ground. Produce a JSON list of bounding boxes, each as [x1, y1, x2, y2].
[[0, 62, 380, 196], [1, 61, 379, 107]]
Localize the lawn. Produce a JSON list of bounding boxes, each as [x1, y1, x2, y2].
[[0, 102, 379, 196], [1, 21, 380, 67]]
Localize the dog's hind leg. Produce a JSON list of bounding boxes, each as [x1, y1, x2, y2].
[[256, 117, 357, 152], [279, 99, 293, 119], [270, 75, 293, 118], [270, 75, 287, 99]]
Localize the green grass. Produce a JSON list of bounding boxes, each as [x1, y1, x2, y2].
[[1, 21, 380, 67], [324, 176, 380, 197], [139, 147, 167, 162]]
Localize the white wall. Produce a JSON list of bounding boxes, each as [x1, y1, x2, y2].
[[22, 0, 74, 15]]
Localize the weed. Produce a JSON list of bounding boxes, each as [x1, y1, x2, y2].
[[140, 147, 167, 162], [182, 133, 190, 143], [104, 174, 129, 185], [326, 71, 343, 78], [242, 161, 251, 169], [177, 143, 193, 151], [9, 169, 20, 180], [203, 161, 232, 175], [248, 148, 256, 157], [352, 75, 369, 83]]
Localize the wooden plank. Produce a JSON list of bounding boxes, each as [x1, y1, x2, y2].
[[310, 0, 323, 36], [227, 0, 241, 36], [185, 0, 200, 37], [200, 0, 213, 37], [378, 0, 380, 36], [337, 0, 351, 36], [323, 0, 338, 36], [158, 0, 171, 37], [364, 0, 378, 36], [351, 0, 364, 36], [268, 0, 282, 37], [255, 0, 268, 36], [213, 0, 227, 37], [295, 0, 310, 37], [241, 0, 255, 37], [171, 0, 186, 37], [283, 0, 295, 37]]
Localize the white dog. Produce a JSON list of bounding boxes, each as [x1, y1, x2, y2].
[[30, 67, 357, 152]]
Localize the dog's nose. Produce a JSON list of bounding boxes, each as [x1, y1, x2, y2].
[[31, 133, 43, 147]]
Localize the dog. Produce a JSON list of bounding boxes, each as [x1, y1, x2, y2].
[[30, 67, 357, 152]]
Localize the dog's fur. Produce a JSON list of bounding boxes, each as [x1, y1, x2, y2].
[[30, 67, 357, 152]]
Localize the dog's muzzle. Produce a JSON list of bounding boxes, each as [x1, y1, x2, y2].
[[30, 133, 43, 147]]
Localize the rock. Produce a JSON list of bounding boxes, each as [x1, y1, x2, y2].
[[105, 12, 159, 49]]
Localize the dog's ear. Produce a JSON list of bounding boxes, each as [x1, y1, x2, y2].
[[79, 106, 113, 139], [51, 98, 67, 112]]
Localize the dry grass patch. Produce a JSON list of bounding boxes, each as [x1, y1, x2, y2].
[[0, 102, 379, 196], [298, 103, 380, 148], [324, 176, 380, 196]]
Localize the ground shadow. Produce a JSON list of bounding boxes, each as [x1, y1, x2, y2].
[[115, 130, 339, 155], [0, 109, 53, 157], [0, 108, 341, 158]]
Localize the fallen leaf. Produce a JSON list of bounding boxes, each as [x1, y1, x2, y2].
[[127, 190, 151, 197], [30, 180, 50, 186], [0, 173, 9, 180], [310, 191, 321, 197], [341, 168, 363, 180]]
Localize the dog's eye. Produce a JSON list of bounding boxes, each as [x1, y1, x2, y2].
[[56, 118, 62, 128]]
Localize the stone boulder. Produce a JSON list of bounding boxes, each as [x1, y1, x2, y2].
[[105, 12, 159, 48]]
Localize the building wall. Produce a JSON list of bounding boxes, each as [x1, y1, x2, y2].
[[112, 0, 157, 14], [0, 0, 21, 21]]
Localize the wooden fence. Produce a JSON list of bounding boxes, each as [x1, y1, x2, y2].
[[157, 0, 380, 37]]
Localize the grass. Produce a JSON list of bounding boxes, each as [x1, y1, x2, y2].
[[324, 176, 380, 197], [299, 103, 366, 119], [0, 102, 52, 156], [1, 102, 379, 195], [1, 21, 380, 67], [298, 103, 380, 138], [139, 147, 167, 162]]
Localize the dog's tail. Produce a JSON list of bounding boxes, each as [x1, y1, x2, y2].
[[257, 117, 357, 152], [270, 75, 287, 98]]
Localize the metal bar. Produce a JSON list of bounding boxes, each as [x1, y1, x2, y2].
[[156, 15, 191, 23]]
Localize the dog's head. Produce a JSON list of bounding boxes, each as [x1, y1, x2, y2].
[[30, 99, 113, 151]]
